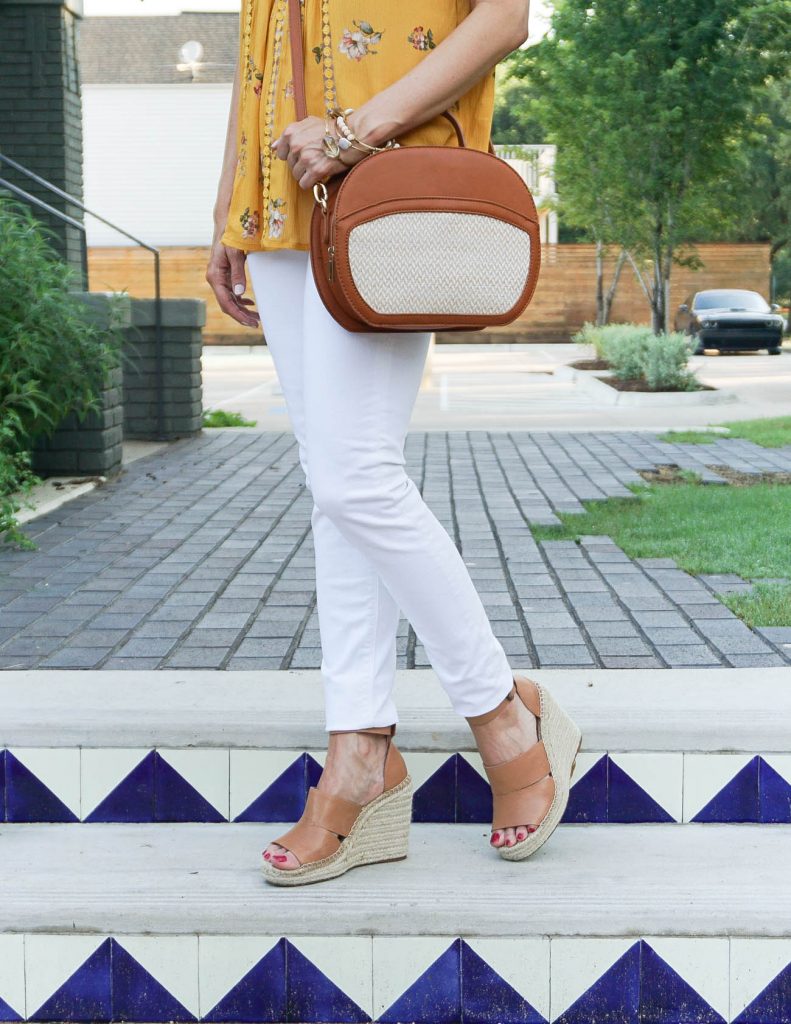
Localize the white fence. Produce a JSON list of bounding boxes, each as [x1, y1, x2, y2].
[[495, 143, 558, 243]]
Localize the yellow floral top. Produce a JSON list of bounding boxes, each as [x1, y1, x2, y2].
[[220, 0, 496, 252]]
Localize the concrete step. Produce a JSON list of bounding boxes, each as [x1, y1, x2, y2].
[[3, 668, 789, 750], [0, 822, 788, 1022], [1, 669, 790, 826], [1, 821, 786, 936]]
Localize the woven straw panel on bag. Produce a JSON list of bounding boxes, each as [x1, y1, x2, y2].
[[347, 212, 532, 316]]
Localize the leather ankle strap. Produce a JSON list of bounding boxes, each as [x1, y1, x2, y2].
[[466, 682, 516, 728]]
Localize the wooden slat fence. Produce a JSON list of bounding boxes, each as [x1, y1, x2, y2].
[[87, 243, 771, 344]]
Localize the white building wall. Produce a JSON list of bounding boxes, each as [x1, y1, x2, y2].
[[82, 83, 232, 247], [83, 86, 558, 247]]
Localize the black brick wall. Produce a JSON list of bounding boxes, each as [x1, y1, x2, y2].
[[124, 299, 205, 441], [0, 0, 85, 284], [31, 364, 123, 477], [30, 293, 205, 477], [30, 290, 129, 478]]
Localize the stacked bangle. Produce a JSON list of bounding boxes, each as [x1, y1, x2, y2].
[[321, 113, 359, 162], [329, 109, 399, 156]]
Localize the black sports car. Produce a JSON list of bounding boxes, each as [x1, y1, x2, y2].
[[674, 289, 786, 354]]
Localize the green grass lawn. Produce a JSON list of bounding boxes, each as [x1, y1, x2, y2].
[[532, 480, 791, 625], [202, 409, 257, 428], [723, 582, 791, 628], [660, 415, 791, 447]]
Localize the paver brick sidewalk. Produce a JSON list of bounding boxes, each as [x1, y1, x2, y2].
[[1, 430, 789, 670]]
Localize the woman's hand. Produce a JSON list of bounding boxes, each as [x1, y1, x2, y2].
[[205, 240, 260, 329], [272, 115, 366, 189]]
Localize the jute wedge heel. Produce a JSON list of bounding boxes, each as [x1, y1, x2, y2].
[[467, 673, 582, 862], [261, 724, 413, 887]]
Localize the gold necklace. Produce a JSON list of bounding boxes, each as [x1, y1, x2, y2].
[[259, 0, 288, 214], [318, 0, 339, 116]]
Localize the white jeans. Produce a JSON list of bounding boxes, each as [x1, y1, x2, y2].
[[246, 249, 514, 730]]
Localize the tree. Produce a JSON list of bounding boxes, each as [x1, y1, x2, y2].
[[491, 63, 545, 145], [729, 77, 791, 302], [511, 0, 788, 332]]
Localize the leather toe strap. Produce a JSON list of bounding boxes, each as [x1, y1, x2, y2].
[[484, 740, 554, 832], [271, 787, 363, 866]]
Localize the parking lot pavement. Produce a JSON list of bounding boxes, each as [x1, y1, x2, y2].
[[201, 342, 791, 432], [2, 430, 788, 672]]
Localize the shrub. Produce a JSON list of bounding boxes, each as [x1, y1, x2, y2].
[[0, 192, 126, 545], [572, 322, 609, 361], [600, 325, 654, 380], [573, 322, 700, 391], [0, 423, 37, 549], [642, 332, 699, 391]]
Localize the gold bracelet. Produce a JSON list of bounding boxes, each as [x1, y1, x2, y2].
[[330, 107, 399, 154]]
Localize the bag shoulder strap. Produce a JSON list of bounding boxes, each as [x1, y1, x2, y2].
[[286, 0, 494, 153], [287, 0, 308, 121]]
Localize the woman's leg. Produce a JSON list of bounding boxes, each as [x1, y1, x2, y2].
[[301, 259, 515, 721], [300, 259, 544, 852], [248, 249, 405, 871], [248, 250, 536, 863], [246, 250, 402, 728]]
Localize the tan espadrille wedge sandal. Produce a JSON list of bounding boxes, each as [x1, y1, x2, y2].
[[467, 673, 582, 861], [261, 724, 413, 886]]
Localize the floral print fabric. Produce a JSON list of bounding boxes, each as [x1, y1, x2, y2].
[[339, 20, 383, 61], [221, 0, 496, 252]]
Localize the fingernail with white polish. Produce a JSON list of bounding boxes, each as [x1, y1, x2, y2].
[[234, 284, 245, 295]]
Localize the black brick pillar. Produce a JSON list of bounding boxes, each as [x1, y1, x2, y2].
[[0, 0, 85, 286], [124, 299, 206, 441]]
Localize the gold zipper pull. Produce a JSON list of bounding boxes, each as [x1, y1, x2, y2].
[[328, 245, 335, 282]]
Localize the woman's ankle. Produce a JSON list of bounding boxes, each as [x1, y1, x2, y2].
[[319, 731, 389, 804], [472, 695, 538, 763]]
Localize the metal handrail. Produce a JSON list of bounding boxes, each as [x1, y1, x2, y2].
[[0, 149, 165, 440]]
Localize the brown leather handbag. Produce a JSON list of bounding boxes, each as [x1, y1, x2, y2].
[[287, 0, 541, 333]]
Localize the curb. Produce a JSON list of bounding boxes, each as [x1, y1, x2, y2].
[[555, 365, 740, 407]]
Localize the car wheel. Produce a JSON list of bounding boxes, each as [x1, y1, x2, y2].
[[693, 343, 706, 355], [768, 346, 782, 355]]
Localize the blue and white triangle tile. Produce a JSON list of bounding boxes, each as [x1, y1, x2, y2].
[[0, 935, 24, 1022], [607, 754, 681, 823], [730, 939, 791, 1023], [549, 938, 639, 1023], [456, 753, 494, 824], [562, 753, 608, 823], [81, 749, 154, 822], [287, 937, 372, 1022], [198, 935, 286, 1022], [304, 750, 330, 787], [25, 935, 112, 1022], [231, 750, 323, 822], [154, 749, 229, 822], [5, 748, 80, 823], [373, 937, 460, 1023], [758, 755, 791, 824], [639, 938, 728, 1023], [684, 755, 760, 823], [113, 935, 199, 1021], [461, 938, 549, 1024], [407, 754, 455, 823]]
